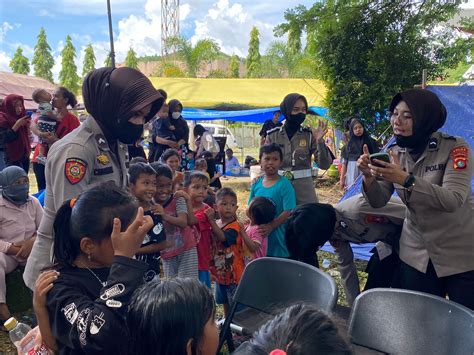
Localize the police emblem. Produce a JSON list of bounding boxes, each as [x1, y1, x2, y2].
[[299, 139, 307, 147], [451, 147, 468, 170], [97, 154, 110, 165], [65, 158, 87, 185]]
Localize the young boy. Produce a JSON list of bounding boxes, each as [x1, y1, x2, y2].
[[185, 171, 213, 288], [248, 143, 296, 258], [128, 162, 168, 281]]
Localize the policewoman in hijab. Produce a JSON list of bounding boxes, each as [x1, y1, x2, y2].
[[168, 99, 190, 171], [0, 166, 42, 321], [340, 118, 379, 190], [358, 89, 474, 309], [23, 67, 164, 289], [266, 93, 332, 205]]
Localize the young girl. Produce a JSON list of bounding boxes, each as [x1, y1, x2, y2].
[[128, 163, 168, 282], [36, 183, 153, 354], [161, 148, 184, 191], [244, 197, 276, 265], [150, 162, 199, 279], [127, 278, 218, 355], [185, 171, 213, 288], [340, 118, 378, 189]]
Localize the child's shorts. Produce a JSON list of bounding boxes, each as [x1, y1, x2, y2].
[[215, 283, 238, 305], [198, 270, 211, 289]]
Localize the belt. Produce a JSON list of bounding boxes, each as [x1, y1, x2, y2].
[[278, 169, 312, 180]]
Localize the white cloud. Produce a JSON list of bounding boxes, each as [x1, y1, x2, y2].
[[38, 9, 55, 18], [191, 0, 276, 57], [0, 51, 12, 72], [0, 22, 14, 43]]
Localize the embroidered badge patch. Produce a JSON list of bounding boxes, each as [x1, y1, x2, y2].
[[451, 147, 468, 170], [96, 154, 110, 165], [299, 139, 307, 147], [65, 158, 87, 185]]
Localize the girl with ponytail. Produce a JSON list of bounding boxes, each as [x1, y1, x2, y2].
[[33, 183, 153, 354]]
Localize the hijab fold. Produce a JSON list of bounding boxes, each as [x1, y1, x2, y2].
[[0, 95, 30, 162]]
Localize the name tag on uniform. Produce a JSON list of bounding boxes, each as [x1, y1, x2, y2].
[[425, 163, 446, 173], [94, 166, 114, 176]]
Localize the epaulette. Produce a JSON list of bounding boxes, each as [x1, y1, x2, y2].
[[266, 126, 282, 135]]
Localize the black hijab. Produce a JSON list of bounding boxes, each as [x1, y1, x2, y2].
[[344, 119, 378, 161], [168, 99, 189, 143], [82, 67, 164, 143], [280, 93, 308, 140], [389, 89, 447, 151]]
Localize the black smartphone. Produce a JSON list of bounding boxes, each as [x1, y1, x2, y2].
[[370, 152, 390, 167]]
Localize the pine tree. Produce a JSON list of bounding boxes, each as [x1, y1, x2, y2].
[[59, 35, 80, 94], [32, 28, 54, 82], [125, 48, 138, 69], [82, 44, 96, 77], [246, 26, 261, 78], [229, 55, 240, 78], [9, 47, 30, 75]]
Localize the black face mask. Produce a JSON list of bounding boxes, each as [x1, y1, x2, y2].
[[288, 113, 306, 126], [116, 121, 144, 144]]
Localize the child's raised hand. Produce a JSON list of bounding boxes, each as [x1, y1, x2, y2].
[[174, 190, 190, 201], [151, 204, 164, 215], [33, 270, 59, 310], [112, 207, 153, 258], [204, 207, 216, 221]]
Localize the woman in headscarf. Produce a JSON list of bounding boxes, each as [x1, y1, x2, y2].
[[168, 99, 191, 170], [340, 118, 379, 190], [23, 67, 164, 289], [0, 166, 43, 322], [0, 94, 31, 172], [358, 89, 474, 309], [266, 93, 333, 205]]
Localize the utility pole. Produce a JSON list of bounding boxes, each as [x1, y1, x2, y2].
[[161, 0, 180, 59], [107, 0, 116, 67]]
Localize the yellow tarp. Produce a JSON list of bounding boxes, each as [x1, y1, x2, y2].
[[149, 77, 327, 108]]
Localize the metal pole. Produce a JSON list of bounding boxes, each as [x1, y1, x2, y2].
[[107, 0, 116, 67], [422, 69, 427, 89]]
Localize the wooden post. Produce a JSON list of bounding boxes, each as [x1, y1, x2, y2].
[[422, 69, 428, 89]]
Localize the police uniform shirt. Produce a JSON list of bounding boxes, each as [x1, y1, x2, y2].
[[24, 117, 129, 289], [266, 126, 332, 204], [363, 132, 474, 277]]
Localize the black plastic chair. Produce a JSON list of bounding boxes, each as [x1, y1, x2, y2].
[[217, 257, 338, 353], [348, 288, 474, 355]]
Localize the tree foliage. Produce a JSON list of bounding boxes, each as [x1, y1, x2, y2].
[[125, 48, 139, 69], [104, 52, 113, 67], [246, 26, 261, 78], [262, 41, 316, 78], [229, 55, 240, 78], [10, 47, 30, 75], [32, 28, 54, 82], [166, 37, 220, 77], [275, 1, 472, 135], [82, 44, 96, 77], [59, 35, 80, 94]]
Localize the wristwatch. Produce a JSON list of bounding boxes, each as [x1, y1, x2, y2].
[[403, 173, 416, 189]]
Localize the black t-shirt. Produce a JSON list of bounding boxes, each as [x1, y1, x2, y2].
[[259, 120, 282, 137]]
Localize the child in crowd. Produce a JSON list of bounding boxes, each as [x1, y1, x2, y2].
[[195, 158, 216, 206], [340, 118, 378, 190], [186, 150, 196, 170], [32, 89, 56, 165], [127, 278, 218, 355], [150, 163, 198, 279], [195, 158, 210, 179], [129, 156, 148, 165], [225, 148, 240, 172], [201, 151, 222, 189], [207, 188, 245, 318], [185, 171, 213, 288], [35, 184, 152, 354], [249, 143, 296, 258], [237, 304, 352, 355], [243, 197, 276, 265], [161, 148, 184, 191], [128, 163, 168, 282]]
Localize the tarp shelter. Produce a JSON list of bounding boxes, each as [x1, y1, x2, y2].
[[321, 85, 474, 260], [149, 77, 327, 108], [0, 71, 56, 110]]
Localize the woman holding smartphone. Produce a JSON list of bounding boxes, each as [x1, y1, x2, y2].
[[0, 94, 31, 173], [357, 89, 474, 309]]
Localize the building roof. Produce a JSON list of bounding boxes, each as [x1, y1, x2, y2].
[[0, 71, 56, 110]]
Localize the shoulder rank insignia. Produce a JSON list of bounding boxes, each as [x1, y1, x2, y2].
[[97, 154, 110, 165]]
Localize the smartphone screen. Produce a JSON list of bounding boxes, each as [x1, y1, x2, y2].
[[370, 152, 390, 167]]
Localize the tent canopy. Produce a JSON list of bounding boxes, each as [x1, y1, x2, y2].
[[149, 77, 327, 108]]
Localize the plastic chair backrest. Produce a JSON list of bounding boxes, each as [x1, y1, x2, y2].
[[348, 288, 474, 355], [234, 257, 338, 313]]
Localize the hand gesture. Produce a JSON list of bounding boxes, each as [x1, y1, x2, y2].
[[357, 144, 372, 177], [173, 190, 190, 201], [257, 223, 274, 238], [311, 120, 328, 142], [150, 204, 164, 215], [12, 116, 29, 131], [204, 207, 216, 221], [368, 151, 408, 185], [33, 270, 59, 311], [112, 207, 153, 258]]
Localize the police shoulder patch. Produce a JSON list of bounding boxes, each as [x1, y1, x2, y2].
[[451, 146, 468, 171], [65, 158, 87, 185]]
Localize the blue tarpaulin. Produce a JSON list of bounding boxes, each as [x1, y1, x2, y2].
[[182, 106, 332, 123]]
